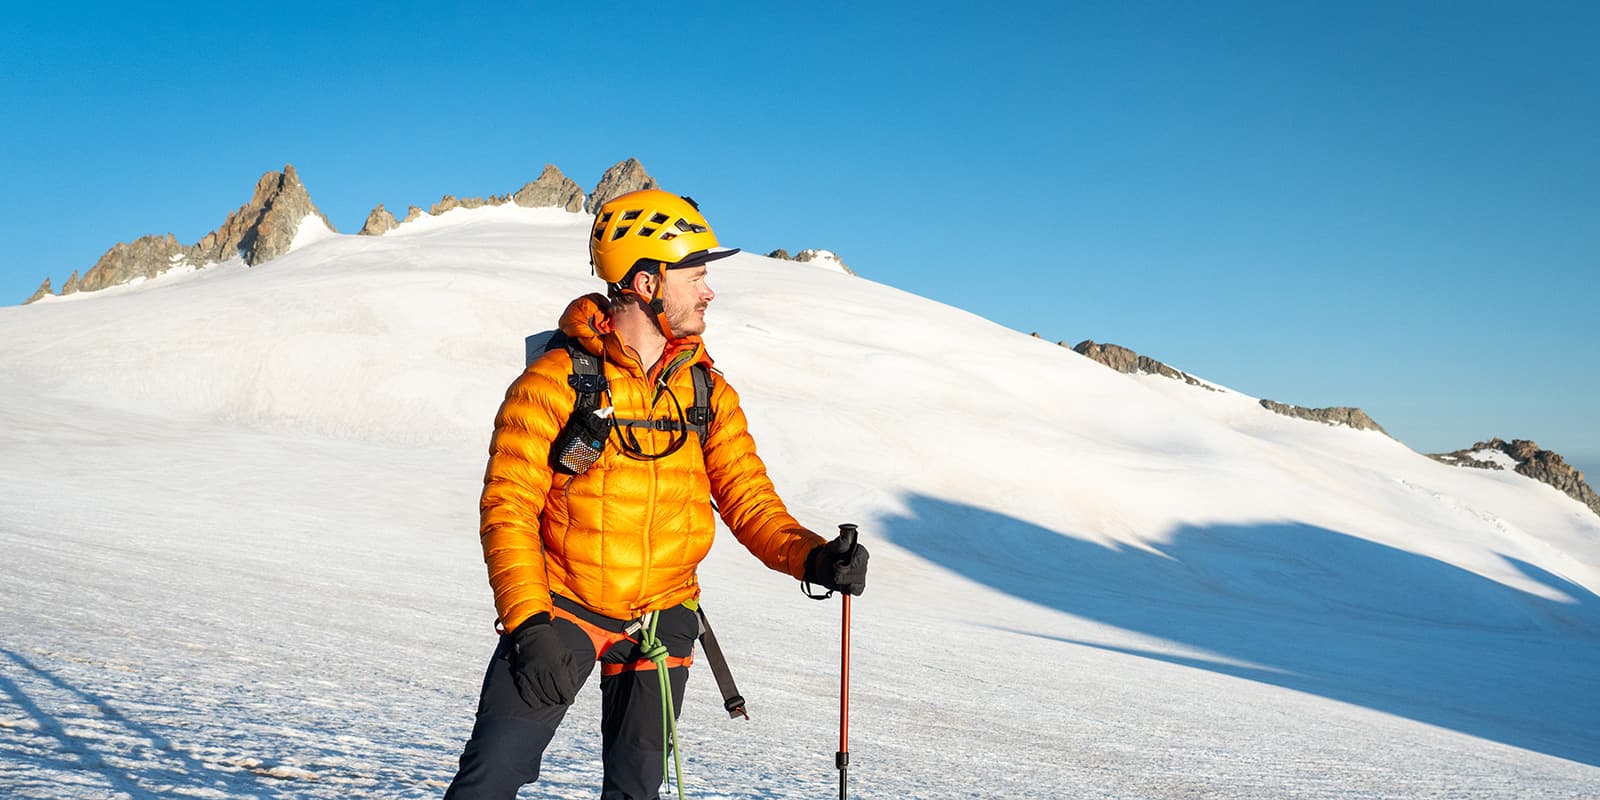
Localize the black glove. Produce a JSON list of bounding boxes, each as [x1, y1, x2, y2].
[[508, 614, 577, 707], [804, 534, 869, 596]]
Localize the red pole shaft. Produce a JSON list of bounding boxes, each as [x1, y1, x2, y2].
[[841, 593, 851, 752]]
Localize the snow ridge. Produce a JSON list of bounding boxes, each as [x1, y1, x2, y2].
[[2, 204, 1597, 799]]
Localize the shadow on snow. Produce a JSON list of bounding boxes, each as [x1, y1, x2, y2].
[[0, 649, 271, 799], [880, 494, 1600, 766]]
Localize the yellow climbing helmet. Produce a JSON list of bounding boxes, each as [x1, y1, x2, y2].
[[589, 189, 739, 285]]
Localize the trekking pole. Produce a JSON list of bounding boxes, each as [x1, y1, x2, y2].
[[835, 523, 858, 800]]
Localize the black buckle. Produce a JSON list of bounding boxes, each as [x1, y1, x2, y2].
[[569, 374, 608, 393], [684, 407, 712, 425]]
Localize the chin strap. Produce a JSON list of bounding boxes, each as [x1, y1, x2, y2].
[[647, 264, 677, 340], [614, 263, 679, 342]]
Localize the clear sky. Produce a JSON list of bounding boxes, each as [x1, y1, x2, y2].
[[3, 1, 1596, 473]]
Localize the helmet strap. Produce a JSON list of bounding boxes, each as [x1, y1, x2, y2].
[[612, 265, 679, 342], [647, 264, 677, 340]]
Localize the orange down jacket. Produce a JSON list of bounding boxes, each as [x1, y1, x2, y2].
[[479, 294, 825, 630]]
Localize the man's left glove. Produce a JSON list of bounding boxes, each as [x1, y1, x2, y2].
[[804, 533, 870, 596], [508, 613, 577, 707]]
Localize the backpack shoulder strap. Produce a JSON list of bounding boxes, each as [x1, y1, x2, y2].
[[546, 331, 606, 412], [686, 364, 715, 441]]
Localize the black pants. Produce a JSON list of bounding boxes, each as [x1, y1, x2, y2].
[[444, 602, 698, 800]]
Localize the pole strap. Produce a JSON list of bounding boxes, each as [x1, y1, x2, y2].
[[695, 607, 749, 719]]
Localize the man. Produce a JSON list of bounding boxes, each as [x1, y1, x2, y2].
[[445, 189, 869, 800]]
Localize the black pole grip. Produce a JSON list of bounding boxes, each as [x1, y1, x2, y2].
[[837, 523, 858, 559]]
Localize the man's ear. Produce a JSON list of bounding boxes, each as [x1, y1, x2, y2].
[[631, 267, 659, 297]]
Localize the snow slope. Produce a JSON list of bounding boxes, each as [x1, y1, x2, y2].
[[2, 204, 1597, 799]]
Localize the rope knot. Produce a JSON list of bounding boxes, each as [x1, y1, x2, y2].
[[641, 639, 670, 665]]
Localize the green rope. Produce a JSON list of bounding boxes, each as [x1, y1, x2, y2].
[[640, 611, 685, 800]]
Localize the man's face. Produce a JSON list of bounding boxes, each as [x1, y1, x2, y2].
[[660, 265, 715, 337]]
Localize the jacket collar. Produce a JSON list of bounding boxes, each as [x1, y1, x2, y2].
[[558, 293, 712, 379]]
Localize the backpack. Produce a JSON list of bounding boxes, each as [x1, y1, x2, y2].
[[536, 330, 714, 474]]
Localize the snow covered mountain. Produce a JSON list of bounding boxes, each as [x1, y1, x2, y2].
[[2, 203, 1597, 799]]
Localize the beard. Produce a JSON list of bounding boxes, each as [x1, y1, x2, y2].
[[664, 300, 708, 338]]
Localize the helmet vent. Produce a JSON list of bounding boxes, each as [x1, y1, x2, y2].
[[650, 212, 670, 224], [611, 225, 631, 241], [639, 226, 658, 237], [599, 211, 613, 224], [674, 219, 708, 234], [621, 209, 643, 221]]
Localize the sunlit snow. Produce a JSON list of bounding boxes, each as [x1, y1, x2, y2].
[[2, 205, 1597, 799]]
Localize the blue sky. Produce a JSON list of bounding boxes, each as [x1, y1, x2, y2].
[[3, 2, 1596, 473]]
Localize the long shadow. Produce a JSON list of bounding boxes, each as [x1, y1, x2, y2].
[[881, 494, 1600, 766], [0, 648, 269, 799]]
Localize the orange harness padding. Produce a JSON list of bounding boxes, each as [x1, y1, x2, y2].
[[550, 602, 695, 676]]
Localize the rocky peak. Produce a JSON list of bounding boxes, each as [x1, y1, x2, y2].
[[767, 248, 859, 276], [514, 165, 585, 212], [76, 233, 190, 293], [1430, 438, 1600, 518], [358, 204, 399, 236], [1258, 399, 1387, 434], [584, 158, 658, 214], [20, 165, 335, 304], [1073, 340, 1215, 391], [193, 164, 335, 266], [24, 278, 52, 304]]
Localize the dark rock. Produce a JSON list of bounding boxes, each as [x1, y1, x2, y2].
[[1074, 340, 1217, 391], [24, 164, 334, 302], [358, 204, 399, 236], [430, 195, 463, 216], [514, 165, 585, 212], [192, 164, 335, 267], [77, 233, 191, 292], [584, 158, 658, 214], [794, 249, 857, 276], [24, 278, 52, 304], [1258, 399, 1387, 434], [1432, 438, 1600, 518], [767, 249, 792, 260], [1425, 451, 1503, 470]]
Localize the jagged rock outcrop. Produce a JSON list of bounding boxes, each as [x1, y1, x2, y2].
[[25, 278, 52, 304], [584, 158, 657, 214], [1432, 439, 1600, 518], [430, 195, 465, 216], [1428, 449, 1504, 470], [1259, 400, 1387, 434], [61, 270, 81, 295], [77, 233, 192, 293], [767, 248, 858, 276], [192, 165, 334, 266], [20, 165, 334, 304], [1073, 340, 1216, 391], [795, 249, 857, 276], [358, 204, 399, 236], [403, 205, 425, 223], [514, 165, 585, 212]]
